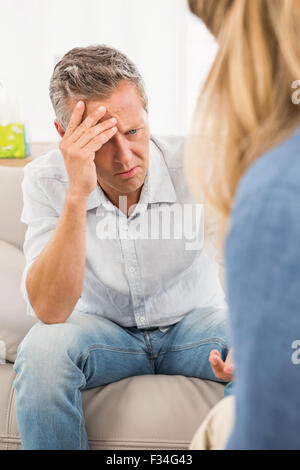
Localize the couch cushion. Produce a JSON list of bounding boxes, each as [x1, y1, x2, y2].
[[0, 241, 37, 364], [0, 363, 225, 450], [0, 166, 26, 251]]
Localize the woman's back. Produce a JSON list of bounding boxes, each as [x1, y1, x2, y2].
[[186, 0, 300, 448], [225, 127, 300, 449]]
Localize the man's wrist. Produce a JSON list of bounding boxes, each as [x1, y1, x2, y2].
[[66, 189, 90, 208]]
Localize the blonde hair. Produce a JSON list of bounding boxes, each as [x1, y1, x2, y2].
[[185, 0, 300, 249]]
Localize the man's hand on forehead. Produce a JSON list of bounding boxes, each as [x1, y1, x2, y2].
[[81, 101, 116, 127], [79, 100, 145, 135], [68, 101, 117, 138], [58, 100, 118, 198]]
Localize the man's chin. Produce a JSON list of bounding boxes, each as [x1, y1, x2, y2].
[[117, 179, 144, 195]]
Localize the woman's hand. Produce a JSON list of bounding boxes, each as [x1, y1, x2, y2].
[[209, 348, 234, 382]]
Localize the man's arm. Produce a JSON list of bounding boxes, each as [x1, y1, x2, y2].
[[26, 191, 88, 324], [25, 102, 117, 324]]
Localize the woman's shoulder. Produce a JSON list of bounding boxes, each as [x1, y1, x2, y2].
[[234, 126, 300, 208]]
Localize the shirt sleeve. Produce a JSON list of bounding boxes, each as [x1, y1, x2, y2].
[[20, 167, 59, 317], [225, 184, 300, 449]]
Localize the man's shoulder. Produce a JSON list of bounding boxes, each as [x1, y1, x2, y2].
[[24, 147, 68, 183], [22, 148, 72, 215], [150, 134, 197, 203], [150, 134, 186, 171]]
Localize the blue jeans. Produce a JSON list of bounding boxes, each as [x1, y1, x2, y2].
[[13, 306, 232, 450]]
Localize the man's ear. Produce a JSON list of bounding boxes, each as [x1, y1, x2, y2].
[[54, 119, 65, 138]]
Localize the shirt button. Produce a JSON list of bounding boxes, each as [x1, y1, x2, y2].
[[140, 316, 145, 322], [129, 266, 135, 273]]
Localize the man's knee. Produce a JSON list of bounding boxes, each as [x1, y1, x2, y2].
[[14, 320, 82, 374]]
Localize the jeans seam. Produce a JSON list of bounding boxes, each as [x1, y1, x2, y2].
[[76, 344, 148, 364], [159, 337, 228, 353], [76, 373, 86, 450]]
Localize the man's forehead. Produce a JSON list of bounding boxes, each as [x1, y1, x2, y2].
[[82, 98, 146, 130], [85, 81, 143, 115], [84, 99, 137, 118]]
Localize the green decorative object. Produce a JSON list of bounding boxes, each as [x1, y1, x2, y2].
[[0, 122, 29, 158], [0, 80, 30, 158]]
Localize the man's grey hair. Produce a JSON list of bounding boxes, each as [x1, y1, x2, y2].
[[49, 44, 148, 131]]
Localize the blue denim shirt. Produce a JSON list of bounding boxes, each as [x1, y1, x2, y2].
[[225, 127, 300, 449], [20, 134, 226, 330]]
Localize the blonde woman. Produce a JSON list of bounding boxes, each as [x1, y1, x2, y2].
[[186, 0, 300, 449]]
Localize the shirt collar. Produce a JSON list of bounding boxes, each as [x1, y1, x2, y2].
[[87, 135, 177, 212], [138, 136, 177, 205]]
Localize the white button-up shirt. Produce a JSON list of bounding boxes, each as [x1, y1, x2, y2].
[[20, 134, 226, 330]]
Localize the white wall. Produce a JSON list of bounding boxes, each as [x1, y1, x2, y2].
[[0, 0, 217, 142]]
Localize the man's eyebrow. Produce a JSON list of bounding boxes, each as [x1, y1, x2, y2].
[[96, 116, 144, 132]]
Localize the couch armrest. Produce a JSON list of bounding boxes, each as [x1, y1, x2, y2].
[[0, 240, 37, 363]]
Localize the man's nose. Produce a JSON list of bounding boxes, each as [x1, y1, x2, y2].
[[114, 134, 133, 166]]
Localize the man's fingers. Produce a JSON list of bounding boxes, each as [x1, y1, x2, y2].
[[70, 105, 107, 144], [76, 117, 117, 149], [64, 100, 85, 139], [83, 126, 117, 155]]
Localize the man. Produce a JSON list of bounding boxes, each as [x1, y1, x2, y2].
[[13, 45, 232, 450]]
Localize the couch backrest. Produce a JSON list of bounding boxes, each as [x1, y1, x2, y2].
[[0, 166, 26, 251]]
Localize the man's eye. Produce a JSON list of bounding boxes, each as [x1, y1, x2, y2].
[[127, 129, 138, 135]]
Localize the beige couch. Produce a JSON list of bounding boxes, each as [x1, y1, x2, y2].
[[0, 164, 225, 450]]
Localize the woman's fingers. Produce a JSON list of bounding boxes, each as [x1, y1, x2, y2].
[[209, 350, 224, 371], [224, 349, 234, 374], [209, 349, 233, 381]]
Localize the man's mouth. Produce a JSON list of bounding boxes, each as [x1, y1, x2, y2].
[[115, 166, 138, 178]]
